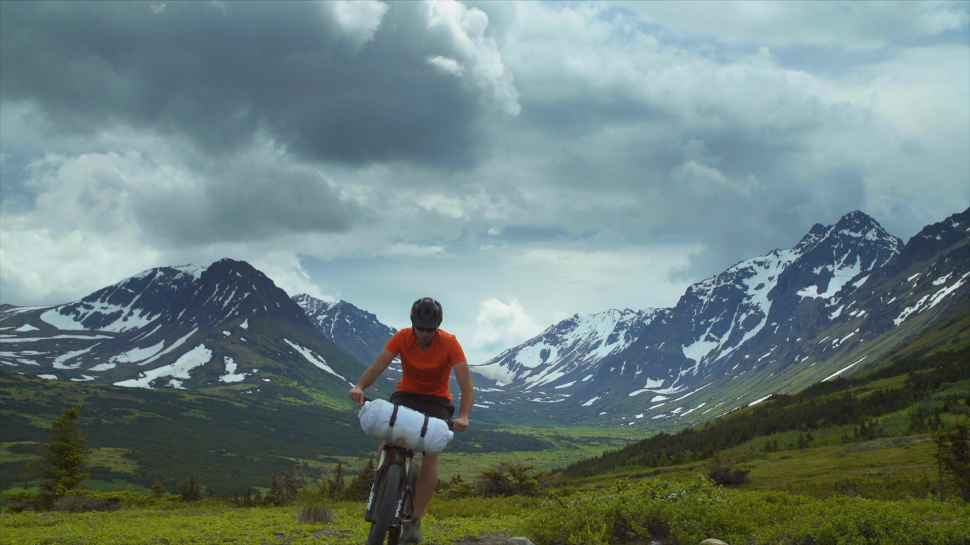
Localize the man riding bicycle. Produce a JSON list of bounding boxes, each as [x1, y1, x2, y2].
[[350, 297, 474, 544]]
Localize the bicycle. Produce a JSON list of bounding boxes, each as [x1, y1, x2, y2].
[[361, 399, 454, 545]]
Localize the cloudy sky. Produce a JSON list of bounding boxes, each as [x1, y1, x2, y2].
[[2, 1, 968, 364]]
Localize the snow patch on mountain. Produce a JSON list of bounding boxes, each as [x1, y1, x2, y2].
[[797, 256, 862, 299], [52, 344, 100, 370], [284, 339, 348, 382], [114, 344, 212, 389], [1, 335, 113, 343], [823, 355, 869, 381], [110, 341, 165, 365], [219, 356, 248, 383], [138, 328, 199, 366]]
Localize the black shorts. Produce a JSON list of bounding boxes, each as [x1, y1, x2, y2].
[[389, 390, 454, 422]]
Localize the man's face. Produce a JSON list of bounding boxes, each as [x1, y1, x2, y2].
[[414, 327, 437, 347]]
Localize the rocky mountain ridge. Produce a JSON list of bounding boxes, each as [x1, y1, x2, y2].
[[1, 208, 966, 427], [469, 208, 969, 426], [293, 294, 398, 365], [0, 259, 390, 403]]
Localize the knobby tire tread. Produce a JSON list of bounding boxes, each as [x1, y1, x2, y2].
[[389, 463, 419, 545], [367, 463, 403, 545]]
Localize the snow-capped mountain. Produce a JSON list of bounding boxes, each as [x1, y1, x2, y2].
[[471, 308, 663, 389], [293, 294, 397, 365], [0, 259, 389, 401], [470, 209, 969, 426], [31, 265, 206, 333]]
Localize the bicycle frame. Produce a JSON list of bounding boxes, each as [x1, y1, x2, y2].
[[359, 397, 455, 545]]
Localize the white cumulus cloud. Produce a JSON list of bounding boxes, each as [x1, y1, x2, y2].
[[250, 252, 336, 302], [423, 0, 521, 116], [324, 0, 389, 53], [471, 298, 543, 353], [426, 55, 466, 77]]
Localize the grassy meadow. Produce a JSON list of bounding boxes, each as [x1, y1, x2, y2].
[[3, 416, 968, 545], [3, 324, 968, 543]]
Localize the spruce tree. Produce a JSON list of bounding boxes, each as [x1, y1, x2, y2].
[[151, 479, 167, 498], [180, 475, 201, 502], [26, 405, 90, 510], [331, 461, 346, 498], [937, 421, 970, 501], [268, 475, 287, 507], [345, 459, 376, 501], [283, 465, 299, 500]]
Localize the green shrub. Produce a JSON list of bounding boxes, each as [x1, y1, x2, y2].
[[475, 462, 546, 497], [523, 478, 970, 545], [52, 494, 119, 513], [707, 457, 750, 487], [2, 490, 39, 513], [297, 502, 336, 524]]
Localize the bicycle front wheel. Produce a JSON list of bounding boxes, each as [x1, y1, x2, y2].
[[367, 463, 403, 545], [388, 465, 418, 545]]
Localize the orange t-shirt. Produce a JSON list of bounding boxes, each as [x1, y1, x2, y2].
[[385, 328, 466, 400]]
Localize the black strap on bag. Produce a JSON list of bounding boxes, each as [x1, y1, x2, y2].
[[420, 415, 430, 438], [389, 404, 400, 427]]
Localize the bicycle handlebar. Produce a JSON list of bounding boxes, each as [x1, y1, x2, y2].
[[360, 395, 455, 430]]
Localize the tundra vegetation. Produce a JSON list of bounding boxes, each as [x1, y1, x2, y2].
[[2, 342, 969, 543]]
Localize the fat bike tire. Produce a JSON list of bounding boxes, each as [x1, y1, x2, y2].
[[389, 465, 420, 545], [367, 464, 403, 545]]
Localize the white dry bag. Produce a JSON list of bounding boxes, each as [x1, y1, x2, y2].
[[358, 399, 454, 454]]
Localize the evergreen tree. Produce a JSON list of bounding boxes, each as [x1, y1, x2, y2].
[[150, 479, 167, 498], [253, 487, 263, 506], [345, 459, 376, 501], [26, 404, 90, 510], [268, 475, 287, 507], [936, 421, 970, 502], [330, 461, 346, 498], [180, 475, 201, 502], [283, 465, 300, 500]]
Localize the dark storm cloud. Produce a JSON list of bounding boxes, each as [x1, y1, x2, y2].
[[0, 1, 490, 169], [520, 94, 672, 138], [509, 79, 875, 280], [133, 153, 367, 246]]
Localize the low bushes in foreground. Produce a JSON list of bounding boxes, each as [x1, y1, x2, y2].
[[523, 478, 970, 545]]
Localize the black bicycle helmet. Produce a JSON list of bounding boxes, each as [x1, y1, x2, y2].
[[410, 297, 443, 329]]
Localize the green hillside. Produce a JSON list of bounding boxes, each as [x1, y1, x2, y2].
[[0, 373, 637, 500], [557, 302, 970, 502]]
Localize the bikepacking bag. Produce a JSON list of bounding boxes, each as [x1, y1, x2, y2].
[[358, 399, 454, 454]]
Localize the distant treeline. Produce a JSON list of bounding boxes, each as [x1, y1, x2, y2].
[[561, 345, 970, 478]]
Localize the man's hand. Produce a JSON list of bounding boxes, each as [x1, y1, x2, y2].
[[349, 387, 366, 407], [452, 416, 469, 432]]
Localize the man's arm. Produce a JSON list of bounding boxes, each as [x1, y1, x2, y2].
[[349, 349, 395, 406], [452, 361, 474, 431]]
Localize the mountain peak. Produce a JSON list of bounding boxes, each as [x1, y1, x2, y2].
[[834, 210, 888, 234], [295, 294, 396, 364]]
